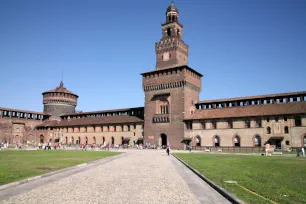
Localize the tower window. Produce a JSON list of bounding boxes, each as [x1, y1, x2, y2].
[[284, 126, 289, 134], [167, 28, 171, 36]]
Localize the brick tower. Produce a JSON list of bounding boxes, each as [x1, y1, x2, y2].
[[42, 81, 78, 120], [142, 2, 203, 149]]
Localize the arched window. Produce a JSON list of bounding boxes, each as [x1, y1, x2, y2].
[[214, 136, 220, 147], [267, 127, 271, 134], [195, 135, 201, 147], [284, 126, 289, 134], [254, 135, 261, 147], [234, 136, 240, 147]]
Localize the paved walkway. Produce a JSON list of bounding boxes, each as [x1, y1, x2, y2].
[[0, 150, 229, 204]]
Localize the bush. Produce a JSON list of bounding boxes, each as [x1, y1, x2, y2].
[[7, 145, 16, 149]]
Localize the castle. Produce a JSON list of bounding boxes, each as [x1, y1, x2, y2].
[[1, 3, 306, 150]]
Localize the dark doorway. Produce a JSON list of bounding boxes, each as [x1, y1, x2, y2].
[[40, 135, 44, 143], [111, 137, 115, 145], [269, 139, 282, 148], [196, 136, 201, 147], [214, 136, 220, 147], [234, 136, 240, 147], [161, 133, 167, 148]]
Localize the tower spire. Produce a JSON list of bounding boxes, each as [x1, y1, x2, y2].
[[155, 2, 188, 70]]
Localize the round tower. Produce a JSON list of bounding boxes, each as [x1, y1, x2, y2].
[[42, 81, 78, 120]]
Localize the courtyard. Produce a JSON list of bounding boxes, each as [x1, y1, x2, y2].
[[0, 150, 306, 203], [0, 150, 229, 204]]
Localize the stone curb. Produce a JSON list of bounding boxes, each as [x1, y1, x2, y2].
[[0, 153, 125, 191], [172, 154, 244, 204]]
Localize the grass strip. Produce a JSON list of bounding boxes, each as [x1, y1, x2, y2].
[[0, 150, 120, 185]]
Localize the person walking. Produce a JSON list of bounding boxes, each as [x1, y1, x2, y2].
[[166, 146, 170, 156]]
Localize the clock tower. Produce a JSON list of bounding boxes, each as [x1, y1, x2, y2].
[[142, 2, 202, 149], [155, 2, 189, 70]]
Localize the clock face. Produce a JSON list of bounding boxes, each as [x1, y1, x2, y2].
[[163, 52, 170, 61]]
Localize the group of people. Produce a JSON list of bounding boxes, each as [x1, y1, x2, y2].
[[37, 142, 62, 150]]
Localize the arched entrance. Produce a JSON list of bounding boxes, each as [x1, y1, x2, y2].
[[214, 136, 220, 147], [254, 135, 261, 147], [102, 137, 105, 145], [40, 135, 44, 143], [161, 133, 167, 149], [234, 136, 240, 147], [111, 137, 115, 145], [195, 135, 201, 146]]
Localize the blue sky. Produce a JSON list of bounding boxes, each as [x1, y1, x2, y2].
[[1, 0, 306, 112]]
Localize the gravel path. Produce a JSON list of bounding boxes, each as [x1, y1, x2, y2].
[[1, 150, 223, 204]]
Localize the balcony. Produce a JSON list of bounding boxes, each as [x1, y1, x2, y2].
[[153, 114, 170, 123]]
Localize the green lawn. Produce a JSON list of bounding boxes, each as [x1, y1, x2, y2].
[[174, 153, 306, 204], [0, 150, 120, 185]]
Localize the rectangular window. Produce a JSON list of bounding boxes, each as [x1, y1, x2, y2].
[[211, 121, 216, 129], [256, 120, 262, 128], [201, 122, 205, 129], [228, 120, 233, 128], [186, 122, 192, 130], [245, 120, 250, 128], [295, 117, 302, 127]]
